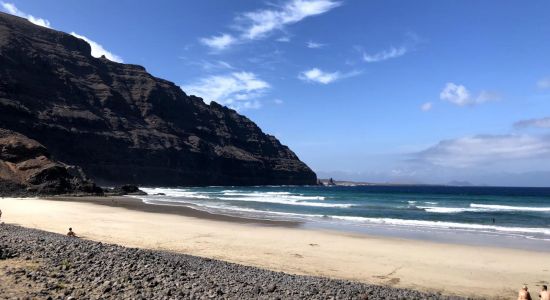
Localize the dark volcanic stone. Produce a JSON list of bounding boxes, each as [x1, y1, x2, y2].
[[109, 184, 147, 195], [0, 128, 102, 196], [0, 12, 317, 186], [0, 224, 472, 300]]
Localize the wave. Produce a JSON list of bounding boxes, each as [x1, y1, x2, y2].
[[330, 216, 550, 236], [418, 206, 471, 213], [222, 191, 325, 200], [218, 196, 352, 208], [470, 204, 550, 212], [418, 203, 550, 214], [140, 188, 210, 199]]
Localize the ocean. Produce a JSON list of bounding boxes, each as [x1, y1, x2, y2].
[[136, 185, 550, 251]]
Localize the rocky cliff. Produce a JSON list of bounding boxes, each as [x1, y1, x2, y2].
[[0, 12, 317, 186], [0, 129, 101, 196]]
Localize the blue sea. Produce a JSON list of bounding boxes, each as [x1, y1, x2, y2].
[[136, 185, 550, 251]]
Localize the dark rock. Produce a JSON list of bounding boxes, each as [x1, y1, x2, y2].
[[109, 184, 147, 195], [0, 224, 474, 299], [0, 12, 317, 187], [0, 129, 102, 196]]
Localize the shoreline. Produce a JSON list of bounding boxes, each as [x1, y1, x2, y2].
[[46, 196, 301, 227], [2, 196, 550, 299]]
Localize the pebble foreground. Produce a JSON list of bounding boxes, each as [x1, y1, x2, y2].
[[0, 224, 471, 299]]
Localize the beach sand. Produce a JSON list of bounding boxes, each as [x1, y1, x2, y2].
[[1, 197, 549, 299]]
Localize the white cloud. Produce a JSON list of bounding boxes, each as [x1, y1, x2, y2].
[[183, 59, 234, 71], [363, 46, 407, 63], [414, 134, 550, 168], [514, 117, 550, 129], [200, 33, 236, 50], [439, 82, 498, 106], [200, 0, 340, 50], [298, 68, 340, 84], [306, 40, 324, 48], [182, 72, 270, 110], [299, 68, 360, 84], [276, 36, 291, 42], [274, 99, 284, 104], [241, 0, 341, 40], [537, 77, 550, 89], [70, 32, 123, 63], [421, 102, 432, 112], [1, 2, 50, 28]]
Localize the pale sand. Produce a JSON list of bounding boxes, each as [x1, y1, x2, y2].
[[1, 197, 549, 299]]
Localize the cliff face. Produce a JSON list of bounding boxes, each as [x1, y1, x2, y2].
[[0, 12, 317, 186], [0, 129, 101, 196]]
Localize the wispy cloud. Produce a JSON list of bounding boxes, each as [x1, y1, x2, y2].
[[181, 72, 270, 110], [306, 40, 325, 49], [276, 36, 291, 42], [199, 33, 236, 51], [514, 117, 550, 129], [0, 1, 50, 27], [421, 102, 432, 112], [70, 32, 123, 63], [439, 82, 498, 106], [181, 59, 234, 71], [298, 68, 359, 84], [537, 77, 550, 89], [200, 0, 341, 50], [362, 46, 407, 63], [413, 134, 550, 168]]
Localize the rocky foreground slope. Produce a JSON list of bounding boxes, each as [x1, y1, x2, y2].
[[0, 224, 469, 300], [0, 12, 316, 186]]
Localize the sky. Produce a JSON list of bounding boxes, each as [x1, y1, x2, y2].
[[2, 0, 550, 186]]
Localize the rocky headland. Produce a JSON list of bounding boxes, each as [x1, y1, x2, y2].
[[0, 129, 101, 196], [0, 12, 316, 187]]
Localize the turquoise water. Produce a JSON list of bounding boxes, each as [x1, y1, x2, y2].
[[136, 185, 550, 249]]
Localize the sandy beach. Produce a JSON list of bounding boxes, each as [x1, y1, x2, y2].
[[1, 197, 549, 299]]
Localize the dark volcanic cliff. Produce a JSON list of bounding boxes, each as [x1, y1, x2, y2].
[[0, 129, 101, 196], [0, 12, 316, 186]]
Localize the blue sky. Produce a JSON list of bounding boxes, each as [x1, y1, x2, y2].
[[2, 0, 550, 186]]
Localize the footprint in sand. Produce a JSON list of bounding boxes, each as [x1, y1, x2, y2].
[[387, 278, 400, 285], [308, 243, 319, 247], [293, 253, 304, 258]]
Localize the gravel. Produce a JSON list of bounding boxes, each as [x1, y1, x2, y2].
[[0, 224, 472, 299]]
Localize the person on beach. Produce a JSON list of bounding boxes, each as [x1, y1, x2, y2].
[[67, 227, 76, 237], [540, 285, 549, 300], [518, 285, 532, 300]]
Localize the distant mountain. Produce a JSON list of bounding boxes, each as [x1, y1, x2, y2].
[[447, 180, 474, 186], [0, 12, 316, 186]]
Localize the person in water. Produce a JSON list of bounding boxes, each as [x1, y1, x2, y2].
[[67, 227, 76, 237], [518, 285, 532, 300], [540, 285, 549, 300]]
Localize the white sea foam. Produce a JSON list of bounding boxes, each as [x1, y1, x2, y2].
[[418, 203, 550, 213], [329, 216, 550, 236], [419, 207, 471, 213], [140, 188, 210, 199], [470, 203, 550, 212], [222, 191, 325, 200], [218, 196, 352, 208]]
